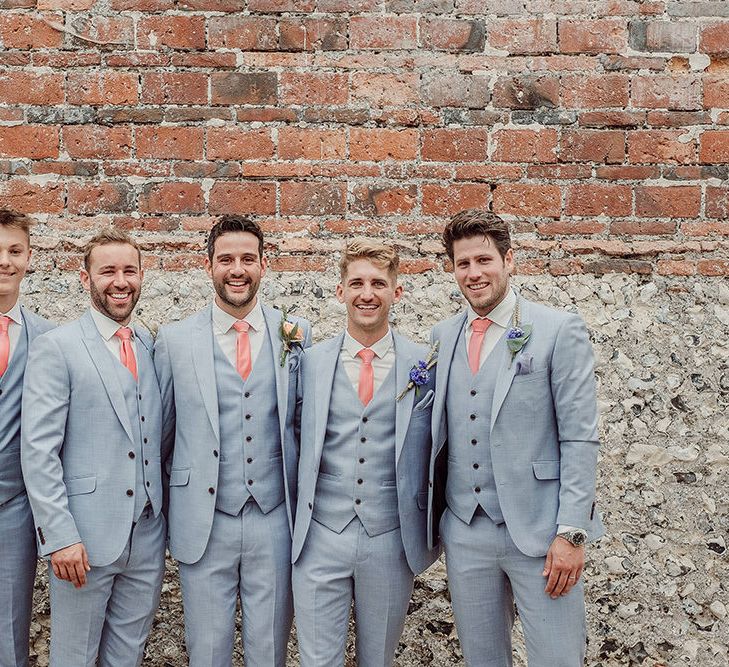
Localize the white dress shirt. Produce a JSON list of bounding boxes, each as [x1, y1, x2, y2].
[[90, 307, 138, 359], [465, 288, 517, 369], [1, 300, 23, 365], [342, 329, 395, 395], [212, 298, 266, 370]]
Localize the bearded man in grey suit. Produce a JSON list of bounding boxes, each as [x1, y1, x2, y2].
[[0, 210, 54, 667], [429, 209, 604, 667], [292, 240, 440, 667], [22, 229, 165, 667], [154, 215, 311, 666]]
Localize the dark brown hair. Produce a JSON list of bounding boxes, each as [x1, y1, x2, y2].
[[207, 215, 264, 261], [442, 209, 512, 261]]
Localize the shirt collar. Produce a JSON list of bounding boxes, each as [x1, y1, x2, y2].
[[343, 328, 393, 360], [90, 307, 134, 342], [212, 298, 265, 335], [1, 300, 23, 326], [467, 288, 517, 330]]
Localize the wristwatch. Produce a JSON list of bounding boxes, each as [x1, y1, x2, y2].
[[559, 529, 587, 547]]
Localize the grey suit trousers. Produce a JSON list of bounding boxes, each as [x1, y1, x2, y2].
[[48, 508, 165, 667], [178, 501, 293, 667], [0, 491, 36, 667], [292, 518, 414, 667], [442, 508, 586, 667]]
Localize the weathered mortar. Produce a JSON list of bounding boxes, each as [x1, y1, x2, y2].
[[21, 269, 729, 666]]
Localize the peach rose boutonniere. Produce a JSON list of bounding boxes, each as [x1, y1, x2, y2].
[[279, 308, 304, 367]]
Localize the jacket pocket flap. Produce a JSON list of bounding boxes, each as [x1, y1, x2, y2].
[[169, 468, 191, 487], [65, 475, 96, 496], [532, 460, 560, 480]]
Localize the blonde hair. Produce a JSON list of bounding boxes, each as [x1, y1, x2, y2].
[[339, 239, 399, 280], [83, 228, 141, 271]]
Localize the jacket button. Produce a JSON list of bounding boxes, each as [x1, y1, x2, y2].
[[144, 459, 149, 466], [473, 463, 479, 470], [471, 439, 477, 445], [213, 450, 219, 457], [143, 437, 148, 444], [146, 481, 150, 487], [357, 478, 363, 485], [128, 451, 135, 459], [359, 458, 365, 464], [246, 436, 252, 442], [475, 486, 481, 493], [126, 489, 134, 496], [245, 414, 251, 420], [247, 479, 253, 485], [470, 390, 477, 396], [208, 487, 215, 494], [247, 457, 253, 464], [138, 394, 142, 400], [360, 437, 366, 443], [244, 392, 250, 398], [470, 414, 476, 420], [140, 416, 145, 422], [355, 498, 361, 505], [308, 502, 312, 510], [362, 417, 368, 423]]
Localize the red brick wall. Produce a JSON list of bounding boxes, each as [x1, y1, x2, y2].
[[0, 1, 727, 276]]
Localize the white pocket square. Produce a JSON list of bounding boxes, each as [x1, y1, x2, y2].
[[413, 389, 435, 411], [515, 354, 534, 375]]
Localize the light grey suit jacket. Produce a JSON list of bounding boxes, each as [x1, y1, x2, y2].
[[21, 310, 163, 567], [0, 307, 54, 506], [429, 295, 604, 557], [293, 331, 440, 575], [154, 303, 311, 565]]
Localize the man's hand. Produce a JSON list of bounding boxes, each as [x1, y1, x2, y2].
[[543, 536, 584, 599], [51, 543, 91, 589]]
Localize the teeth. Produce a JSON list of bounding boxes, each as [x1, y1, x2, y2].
[[357, 305, 377, 310], [468, 283, 489, 290], [110, 293, 129, 300]]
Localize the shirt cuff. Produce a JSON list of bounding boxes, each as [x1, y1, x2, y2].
[[557, 524, 579, 535]]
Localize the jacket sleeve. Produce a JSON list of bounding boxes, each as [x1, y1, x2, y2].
[[21, 333, 80, 555], [550, 314, 600, 530]]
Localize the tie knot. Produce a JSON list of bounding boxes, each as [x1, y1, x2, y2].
[[0, 315, 10, 333], [233, 320, 250, 334], [471, 318, 491, 334], [357, 348, 375, 364], [115, 326, 133, 341]]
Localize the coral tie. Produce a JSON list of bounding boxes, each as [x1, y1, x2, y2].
[[233, 320, 252, 381], [114, 327, 138, 382], [0, 316, 10, 377], [468, 318, 492, 375], [357, 348, 375, 406]]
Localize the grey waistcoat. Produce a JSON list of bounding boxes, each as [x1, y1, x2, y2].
[[114, 342, 159, 521], [214, 332, 284, 516], [446, 329, 505, 525], [0, 326, 27, 505], [313, 358, 399, 537]]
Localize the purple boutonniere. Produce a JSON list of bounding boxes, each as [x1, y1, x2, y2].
[[507, 300, 532, 366], [396, 341, 439, 401]]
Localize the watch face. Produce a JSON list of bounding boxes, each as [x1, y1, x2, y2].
[[571, 531, 587, 546]]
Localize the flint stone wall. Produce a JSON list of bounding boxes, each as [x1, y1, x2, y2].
[[21, 268, 729, 666]]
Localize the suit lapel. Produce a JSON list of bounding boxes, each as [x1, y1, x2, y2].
[[312, 334, 342, 465], [191, 306, 220, 442], [263, 304, 288, 444], [490, 296, 533, 430], [393, 333, 415, 465], [79, 310, 135, 444], [432, 312, 467, 452]]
